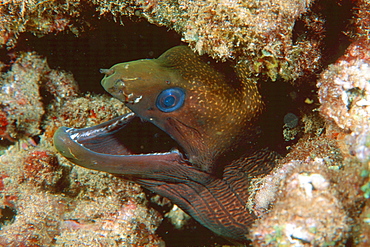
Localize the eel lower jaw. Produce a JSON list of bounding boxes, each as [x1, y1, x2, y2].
[[53, 112, 186, 176]]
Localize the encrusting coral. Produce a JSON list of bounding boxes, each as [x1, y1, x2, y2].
[[247, 12, 370, 244], [1, 0, 324, 82], [135, 0, 325, 82], [0, 52, 46, 141], [251, 158, 350, 246], [318, 38, 370, 163], [1, 0, 370, 246], [0, 146, 163, 246], [249, 134, 365, 246], [0, 0, 84, 48]]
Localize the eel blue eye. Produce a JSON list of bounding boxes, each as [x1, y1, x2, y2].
[[156, 87, 185, 112]]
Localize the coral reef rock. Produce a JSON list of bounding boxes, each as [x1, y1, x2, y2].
[[0, 51, 164, 246], [318, 38, 370, 163]]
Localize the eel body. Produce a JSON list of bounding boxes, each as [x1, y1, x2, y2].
[[54, 46, 276, 242]]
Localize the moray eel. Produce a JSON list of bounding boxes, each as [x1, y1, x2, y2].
[[54, 46, 277, 242]]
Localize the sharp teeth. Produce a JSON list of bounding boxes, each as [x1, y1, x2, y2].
[[127, 94, 142, 104], [135, 152, 173, 156], [171, 148, 179, 153], [122, 77, 138, 81], [133, 95, 142, 104], [70, 132, 79, 140], [68, 113, 135, 142]]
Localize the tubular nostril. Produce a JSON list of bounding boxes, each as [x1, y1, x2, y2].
[[99, 68, 114, 76]]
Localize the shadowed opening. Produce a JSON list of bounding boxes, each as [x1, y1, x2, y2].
[[68, 115, 181, 156]]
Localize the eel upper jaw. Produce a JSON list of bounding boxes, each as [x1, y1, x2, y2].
[[53, 112, 186, 177]]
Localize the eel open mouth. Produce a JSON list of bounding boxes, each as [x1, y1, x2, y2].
[[53, 112, 185, 176]]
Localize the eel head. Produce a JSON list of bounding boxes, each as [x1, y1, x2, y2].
[[53, 46, 266, 242], [56, 46, 263, 173]]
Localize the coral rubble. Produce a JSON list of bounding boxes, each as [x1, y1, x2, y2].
[[0, 51, 79, 141]]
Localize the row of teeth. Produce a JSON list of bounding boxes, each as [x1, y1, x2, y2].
[[115, 78, 143, 104], [65, 113, 183, 157], [68, 112, 135, 141]]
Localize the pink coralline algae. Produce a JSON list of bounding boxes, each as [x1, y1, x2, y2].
[[0, 111, 10, 141]]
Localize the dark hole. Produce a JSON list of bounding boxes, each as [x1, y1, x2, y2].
[[6, 16, 182, 94], [292, 0, 353, 66], [146, 191, 234, 247], [156, 218, 233, 246], [321, 0, 354, 66], [0, 206, 17, 229], [258, 79, 300, 155], [113, 117, 181, 155]]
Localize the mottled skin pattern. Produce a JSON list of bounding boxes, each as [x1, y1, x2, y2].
[[54, 46, 277, 242]]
